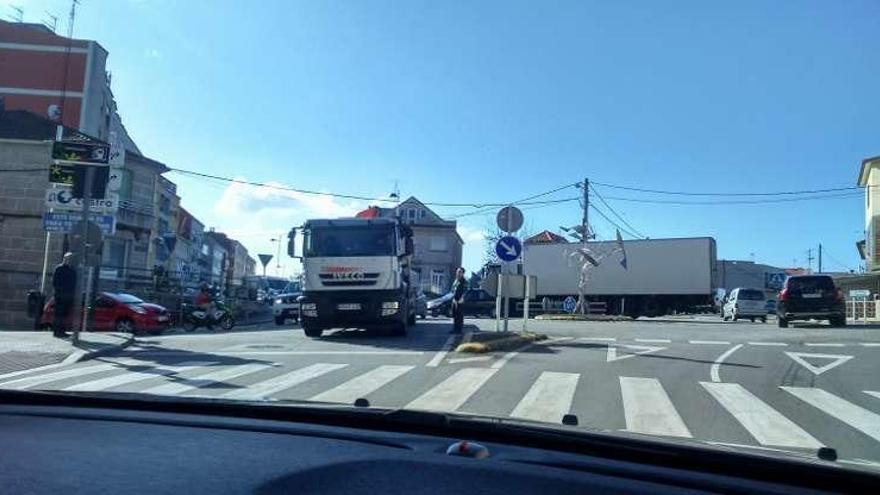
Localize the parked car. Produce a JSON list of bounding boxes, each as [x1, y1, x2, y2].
[[414, 291, 428, 319], [428, 289, 496, 318], [40, 292, 171, 335], [273, 292, 301, 325], [721, 288, 767, 323], [777, 275, 846, 328]]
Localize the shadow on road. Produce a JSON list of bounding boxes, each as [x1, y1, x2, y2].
[[318, 319, 465, 352]]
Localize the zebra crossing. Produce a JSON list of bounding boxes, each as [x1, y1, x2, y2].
[[3, 358, 880, 453]]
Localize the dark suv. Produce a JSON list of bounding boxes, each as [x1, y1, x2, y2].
[[776, 275, 846, 328]]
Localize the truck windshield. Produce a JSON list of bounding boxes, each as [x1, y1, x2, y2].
[[305, 226, 395, 257]]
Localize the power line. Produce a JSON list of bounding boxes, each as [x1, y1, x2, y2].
[[592, 180, 863, 197], [588, 183, 646, 238], [600, 191, 862, 205], [589, 203, 639, 239], [169, 167, 579, 209]]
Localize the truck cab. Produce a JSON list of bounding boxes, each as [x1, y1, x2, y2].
[[291, 217, 415, 338]]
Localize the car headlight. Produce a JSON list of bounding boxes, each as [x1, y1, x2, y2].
[[131, 305, 147, 314], [274, 298, 283, 305], [382, 301, 399, 309], [301, 303, 317, 310]]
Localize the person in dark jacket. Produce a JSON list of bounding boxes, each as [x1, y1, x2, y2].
[[450, 267, 467, 334], [51, 252, 76, 338]]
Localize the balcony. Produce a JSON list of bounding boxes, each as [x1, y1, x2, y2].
[[117, 199, 155, 230]]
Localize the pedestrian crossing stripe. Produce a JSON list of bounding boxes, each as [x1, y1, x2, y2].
[[5, 360, 880, 451]]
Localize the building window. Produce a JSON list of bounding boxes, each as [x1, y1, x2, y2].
[[431, 270, 445, 293], [429, 236, 448, 252], [408, 209, 416, 220], [420, 209, 426, 219]]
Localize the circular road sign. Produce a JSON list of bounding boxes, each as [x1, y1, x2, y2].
[[562, 296, 577, 313], [496, 206, 524, 233], [495, 235, 522, 263]]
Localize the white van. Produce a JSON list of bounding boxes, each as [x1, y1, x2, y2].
[[722, 288, 767, 323]]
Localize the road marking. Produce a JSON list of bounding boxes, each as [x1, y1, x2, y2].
[[222, 363, 347, 401], [619, 377, 691, 438], [579, 337, 616, 342], [865, 391, 880, 401], [782, 387, 880, 442], [426, 335, 457, 367], [700, 382, 822, 448], [490, 341, 543, 370], [0, 363, 120, 390], [606, 344, 666, 362], [690, 340, 731, 345], [784, 352, 853, 376], [124, 351, 424, 357], [634, 338, 671, 343], [860, 343, 880, 347], [311, 365, 414, 404], [748, 342, 787, 346], [710, 344, 743, 382], [406, 368, 497, 412], [804, 343, 845, 348], [447, 356, 493, 364], [63, 361, 214, 392], [510, 372, 579, 424], [141, 363, 273, 396]]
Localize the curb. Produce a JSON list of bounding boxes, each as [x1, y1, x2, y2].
[[456, 333, 548, 353]]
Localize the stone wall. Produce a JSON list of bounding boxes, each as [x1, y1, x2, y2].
[[0, 139, 65, 329]]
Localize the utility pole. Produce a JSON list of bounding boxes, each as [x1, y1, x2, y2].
[[818, 243, 823, 273], [582, 178, 589, 243], [807, 248, 814, 274]]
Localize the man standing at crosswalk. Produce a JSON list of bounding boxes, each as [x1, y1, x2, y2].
[[451, 267, 466, 334]]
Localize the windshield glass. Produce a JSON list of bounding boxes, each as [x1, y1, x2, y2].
[[1, 1, 877, 476], [305, 227, 395, 257], [738, 289, 765, 301], [113, 294, 144, 304]]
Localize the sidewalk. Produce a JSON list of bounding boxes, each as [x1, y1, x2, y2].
[[0, 331, 133, 376]]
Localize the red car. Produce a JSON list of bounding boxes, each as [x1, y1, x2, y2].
[[41, 292, 171, 335]]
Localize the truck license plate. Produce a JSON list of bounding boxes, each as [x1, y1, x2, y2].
[[803, 293, 821, 299], [338, 303, 361, 311]]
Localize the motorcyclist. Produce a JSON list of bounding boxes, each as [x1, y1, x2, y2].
[[194, 284, 215, 329]]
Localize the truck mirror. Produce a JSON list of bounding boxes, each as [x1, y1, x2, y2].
[[287, 228, 296, 257]]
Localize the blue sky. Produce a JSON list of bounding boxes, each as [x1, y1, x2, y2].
[[9, 0, 879, 275]]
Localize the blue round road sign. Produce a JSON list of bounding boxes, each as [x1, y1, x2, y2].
[[562, 296, 577, 313], [495, 236, 522, 262]]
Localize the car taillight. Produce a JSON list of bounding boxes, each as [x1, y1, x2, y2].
[[779, 288, 789, 302]]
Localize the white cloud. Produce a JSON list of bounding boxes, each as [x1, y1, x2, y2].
[[457, 225, 487, 243]]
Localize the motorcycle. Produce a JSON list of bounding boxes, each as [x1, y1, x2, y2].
[[181, 300, 235, 332]]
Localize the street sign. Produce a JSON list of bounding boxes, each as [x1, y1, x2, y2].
[[43, 212, 115, 235], [495, 235, 522, 262], [849, 289, 871, 298], [52, 140, 109, 164], [258, 254, 273, 268], [45, 185, 118, 213], [562, 296, 576, 313], [496, 206, 523, 233], [765, 272, 787, 290]]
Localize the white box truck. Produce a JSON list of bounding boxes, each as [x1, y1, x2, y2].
[[522, 237, 717, 317]]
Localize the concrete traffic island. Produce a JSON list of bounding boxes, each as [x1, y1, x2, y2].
[[455, 331, 548, 353]]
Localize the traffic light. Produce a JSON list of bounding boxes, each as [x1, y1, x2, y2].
[[71, 165, 109, 199]]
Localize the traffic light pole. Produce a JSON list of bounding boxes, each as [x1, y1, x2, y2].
[[73, 165, 95, 344]]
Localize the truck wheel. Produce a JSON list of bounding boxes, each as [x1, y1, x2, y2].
[[750, 317, 755, 323], [274, 316, 285, 326], [830, 316, 846, 327], [303, 325, 323, 338], [761, 316, 767, 323], [778, 317, 788, 328]]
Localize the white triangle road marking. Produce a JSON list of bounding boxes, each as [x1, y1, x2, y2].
[[607, 344, 666, 362], [785, 352, 853, 376]]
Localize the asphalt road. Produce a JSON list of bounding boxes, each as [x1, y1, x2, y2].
[[3, 315, 880, 468]]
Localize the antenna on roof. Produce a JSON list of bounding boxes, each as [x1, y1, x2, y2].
[[43, 11, 59, 32], [8, 5, 24, 22]]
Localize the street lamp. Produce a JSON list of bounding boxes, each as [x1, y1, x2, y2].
[[269, 236, 282, 276]]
